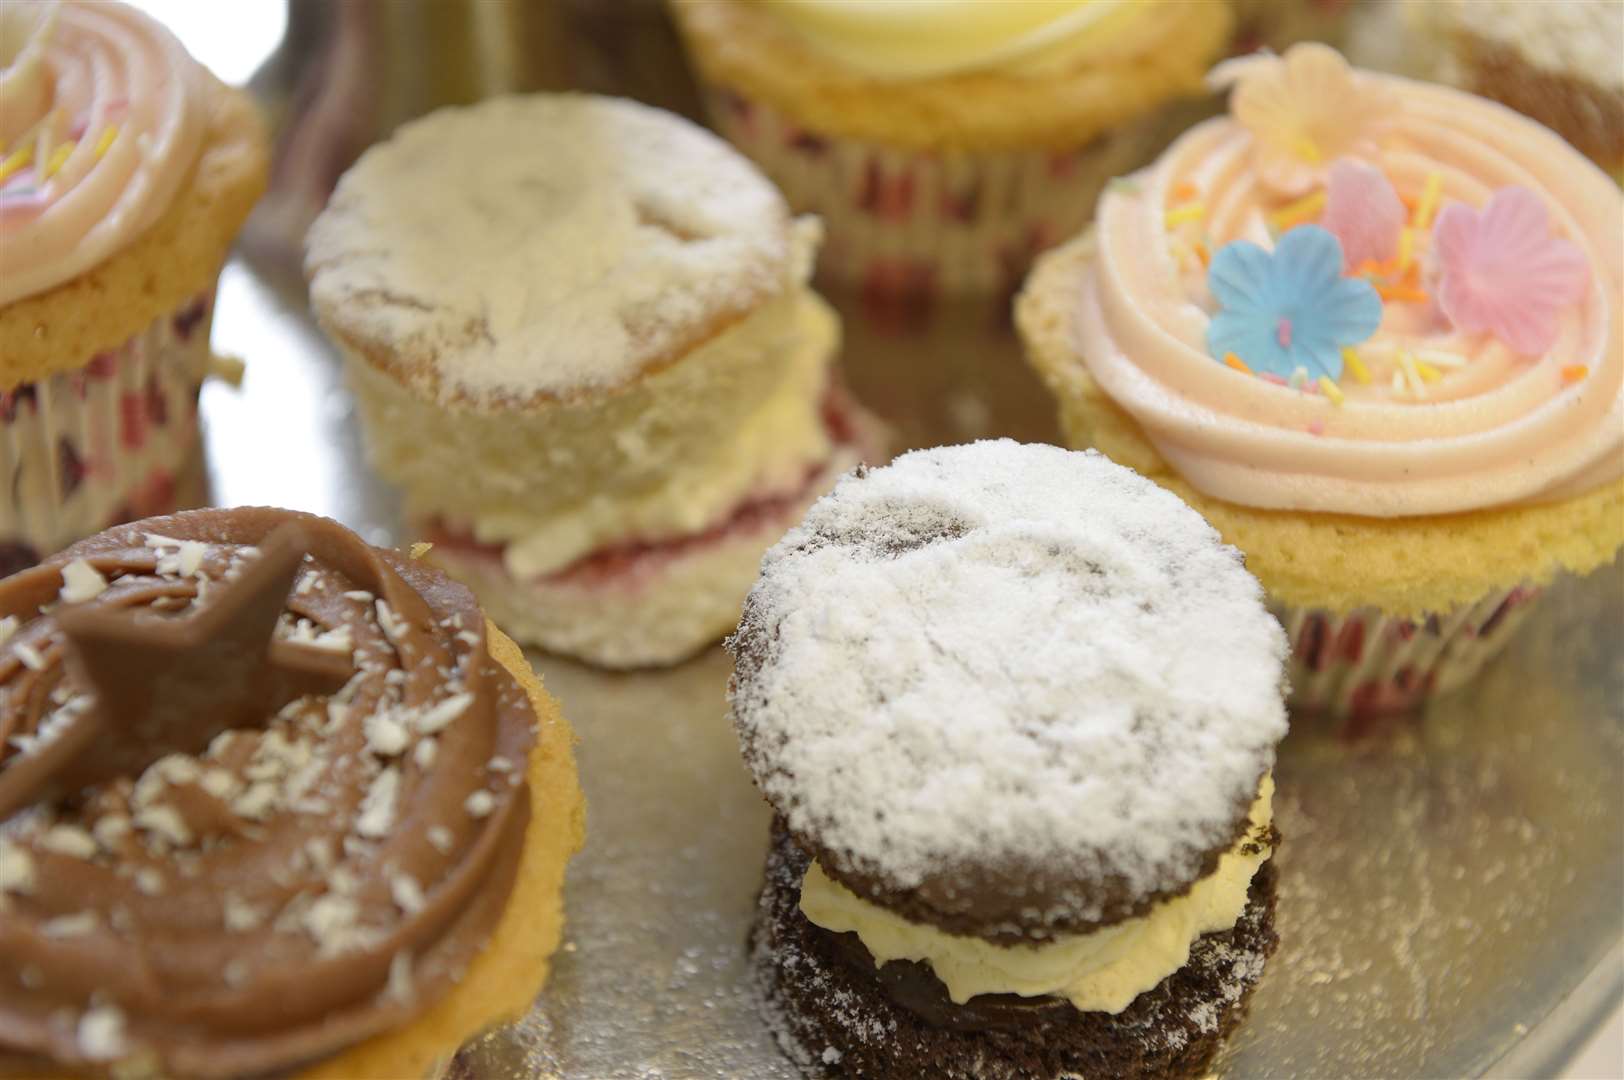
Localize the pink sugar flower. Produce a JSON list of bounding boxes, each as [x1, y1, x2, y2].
[[1433, 186, 1590, 356], [1320, 159, 1404, 270]]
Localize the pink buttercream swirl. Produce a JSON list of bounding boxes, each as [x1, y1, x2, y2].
[[0, 1, 206, 305], [1076, 47, 1622, 517]]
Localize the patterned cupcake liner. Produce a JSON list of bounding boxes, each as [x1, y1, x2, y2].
[[703, 87, 1165, 297], [0, 290, 216, 575], [1276, 583, 1543, 717]]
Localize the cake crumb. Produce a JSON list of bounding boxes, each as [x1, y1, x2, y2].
[[390, 873, 426, 915], [357, 767, 401, 838], [59, 559, 108, 604], [0, 843, 35, 894], [40, 825, 98, 860], [43, 912, 99, 938], [415, 692, 472, 735], [13, 640, 45, 671], [386, 951, 415, 1003], [77, 1006, 127, 1061]]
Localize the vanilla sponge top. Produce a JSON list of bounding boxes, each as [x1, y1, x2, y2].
[[730, 441, 1288, 936], [305, 94, 803, 409]]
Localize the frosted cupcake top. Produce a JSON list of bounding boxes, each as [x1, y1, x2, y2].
[[0, 1, 208, 305], [306, 94, 810, 410], [1075, 44, 1622, 518], [759, 0, 1147, 80], [0, 508, 535, 1076]]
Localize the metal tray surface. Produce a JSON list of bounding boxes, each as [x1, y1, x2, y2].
[[204, 262, 1623, 1079]]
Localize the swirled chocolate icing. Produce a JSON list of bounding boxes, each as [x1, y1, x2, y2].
[[0, 508, 536, 1079]]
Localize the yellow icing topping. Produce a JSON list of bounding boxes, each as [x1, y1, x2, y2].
[[800, 775, 1274, 1014], [761, 0, 1143, 80]]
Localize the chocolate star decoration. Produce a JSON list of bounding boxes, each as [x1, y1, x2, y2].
[[0, 523, 355, 819]]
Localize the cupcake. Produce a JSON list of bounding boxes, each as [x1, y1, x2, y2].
[[729, 441, 1289, 1079], [306, 94, 881, 670], [0, 506, 585, 1079], [0, 1, 268, 575], [668, 0, 1232, 297], [1403, 0, 1624, 180], [1018, 44, 1624, 716]]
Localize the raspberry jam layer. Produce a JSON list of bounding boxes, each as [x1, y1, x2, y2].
[[424, 386, 874, 592]]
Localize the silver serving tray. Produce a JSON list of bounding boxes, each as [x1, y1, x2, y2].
[[205, 261, 1621, 1079]]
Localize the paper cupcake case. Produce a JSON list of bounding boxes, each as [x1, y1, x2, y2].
[[704, 87, 1163, 298], [1276, 583, 1543, 717], [0, 288, 216, 575]]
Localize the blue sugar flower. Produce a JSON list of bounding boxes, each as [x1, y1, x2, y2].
[[1206, 225, 1382, 380]]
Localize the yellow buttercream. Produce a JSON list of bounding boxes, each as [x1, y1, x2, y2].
[[762, 0, 1142, 80], [799, 775, 1274, 1015], [670, 0, 1231, 153]]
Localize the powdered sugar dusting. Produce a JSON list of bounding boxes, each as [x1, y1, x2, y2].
[[730, 442, 1288, 914], [306, 94, 803, 407]]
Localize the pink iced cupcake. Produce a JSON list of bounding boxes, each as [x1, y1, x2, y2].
[[1020, 44, 1623, 716], [0, 1, 268, 574]]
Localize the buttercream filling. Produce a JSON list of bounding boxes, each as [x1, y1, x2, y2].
[[423, 384, 867, 592], [343, 278, 839, 580], [799, 775, 1274, 1015]]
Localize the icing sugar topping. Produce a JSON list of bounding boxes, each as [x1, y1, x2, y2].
[[731, 441, 1287, 916], [305, 94, 806, 408]]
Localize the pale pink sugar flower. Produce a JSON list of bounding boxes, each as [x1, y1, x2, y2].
[[1221, 43, 1395, 197], [1319, 159, 1405, 270], [1432, 186, 1591, 357]]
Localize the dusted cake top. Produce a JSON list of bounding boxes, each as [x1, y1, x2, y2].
[[1075, 44, 1622, 518], [0, 1, 208, 305], [758, 0, 1145, 80], [0, 508, 535, 1078], [729, 441, 1287, 940], [306, 94, 810, 410]]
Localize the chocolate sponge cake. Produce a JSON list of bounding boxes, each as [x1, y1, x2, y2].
[[728, 441, 1290, 1078]]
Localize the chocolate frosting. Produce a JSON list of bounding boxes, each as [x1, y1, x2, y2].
[[0, 508, 536, 1079]]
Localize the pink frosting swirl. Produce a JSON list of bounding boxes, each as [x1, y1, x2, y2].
[[1076, 47, 1622, 517], [0, 1, 207, 305]]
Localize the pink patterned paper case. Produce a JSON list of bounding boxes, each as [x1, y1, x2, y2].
[[704, 88, 1165, 297], [0, 288, 216, 576], [1275, 584, 1543, 717]]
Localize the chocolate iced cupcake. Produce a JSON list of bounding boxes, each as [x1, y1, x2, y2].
[[728, 441, 1288, 1079], [0, 508, 584, 1079]]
